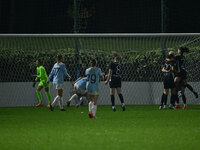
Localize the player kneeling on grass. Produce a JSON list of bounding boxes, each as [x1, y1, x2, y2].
[[47, 54, 71, 111], [159, 54, 177, 110], [67, 77, 88, 108], [34, 59, 52, 107], [86, 58, 103, 119]]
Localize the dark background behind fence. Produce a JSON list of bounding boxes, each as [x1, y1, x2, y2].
[[0, 0, 200, 33]]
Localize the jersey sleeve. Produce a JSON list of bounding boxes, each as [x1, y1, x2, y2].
[[48, 65, 55, 82], [62, 64, 71, 78], [85, 68, 89, 76]]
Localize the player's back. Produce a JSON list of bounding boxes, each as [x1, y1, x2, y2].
[[76, 77, 87, 90], [176, 55, 186, 70], [110, 62, 122, 81], [85, 67, 102, 92]]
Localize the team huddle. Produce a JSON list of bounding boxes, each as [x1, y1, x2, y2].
[[33, 47, 198, 118], [33, 53, 125, 119], [160, 46, 198, 110]]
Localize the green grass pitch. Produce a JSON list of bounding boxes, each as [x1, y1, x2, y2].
[[0, 105, 200, 150]]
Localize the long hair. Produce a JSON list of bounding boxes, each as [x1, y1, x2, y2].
[[179, 46, 189, 54]]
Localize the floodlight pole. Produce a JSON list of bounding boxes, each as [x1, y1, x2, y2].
[[74, 0, 80, 77], [161, 0, 166, 33], [161, 0, 166, 60]]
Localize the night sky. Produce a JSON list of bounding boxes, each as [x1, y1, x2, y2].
[[0, 0, 199, 33]]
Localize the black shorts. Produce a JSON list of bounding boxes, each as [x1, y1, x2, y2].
[[109, 81, 121, 88], [163, 77, 175, 89], [176, 70, 187, 80]]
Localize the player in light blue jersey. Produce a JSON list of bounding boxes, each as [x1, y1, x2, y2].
[[86, 58, 103, 119], [67, 77, 88, 108], [47, 54, 71, 111]]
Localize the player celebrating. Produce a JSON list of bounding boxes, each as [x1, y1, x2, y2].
[[86, 58, 103, 119], [168, 50, 198, 109], [34, 59, 52, 107], [105, 52, 125, 112], [159, 54, 176, 109], [47, 54, 71, 111], [174, 47, 198, 109], [66, 77, 88, 108]]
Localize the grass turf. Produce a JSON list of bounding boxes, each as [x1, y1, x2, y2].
[[0, 105, 200, 150]]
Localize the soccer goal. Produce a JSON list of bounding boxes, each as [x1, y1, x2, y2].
[[0, 33, 200, 107]]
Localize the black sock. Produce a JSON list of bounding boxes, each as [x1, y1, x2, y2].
[[170, 94, 176, 106], [175, 94, 179, 104], [161, 94, 168, 106], [182, 94, 186, 104], [111, 95, 115, 106], [186, 84, 194, 92], [118, 94, 124, 104]]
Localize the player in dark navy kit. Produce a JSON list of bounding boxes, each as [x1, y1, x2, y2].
[[105, 53, 125, 111], [159, 54, 177, 109], [174, 47, 198, 109]]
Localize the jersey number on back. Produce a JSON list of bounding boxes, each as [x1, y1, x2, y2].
[[87, 74, 96, 84]]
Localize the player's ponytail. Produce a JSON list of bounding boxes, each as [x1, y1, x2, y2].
[[179, 46, 189, 54]]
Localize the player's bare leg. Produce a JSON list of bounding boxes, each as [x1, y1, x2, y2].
[[57, 89, 65, 111], [92, 95, 98, 118]]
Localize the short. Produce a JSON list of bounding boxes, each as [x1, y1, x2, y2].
[[109, 81, 121, 88], [87, 91, 99, 96], [38, 81, 50, 88], [163, 77, 175, 89], [53, 83, 64, 90], [74, 83, 86, 95], [176, 70, 187, 80]]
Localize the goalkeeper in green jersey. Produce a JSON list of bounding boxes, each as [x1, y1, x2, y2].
[[34, 59, 52, 107]]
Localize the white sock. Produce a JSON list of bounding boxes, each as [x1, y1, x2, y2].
[[89, 101, 93, 112], [112, 106, 115, 109], [58, 96, 63, 109], [77, 97, 83, 106], [69, 94, 78, 102], [92, 105, 97, 117], [52, 95, 60, 107]]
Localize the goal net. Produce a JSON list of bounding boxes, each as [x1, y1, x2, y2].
[[0, 34, 200, 107]]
